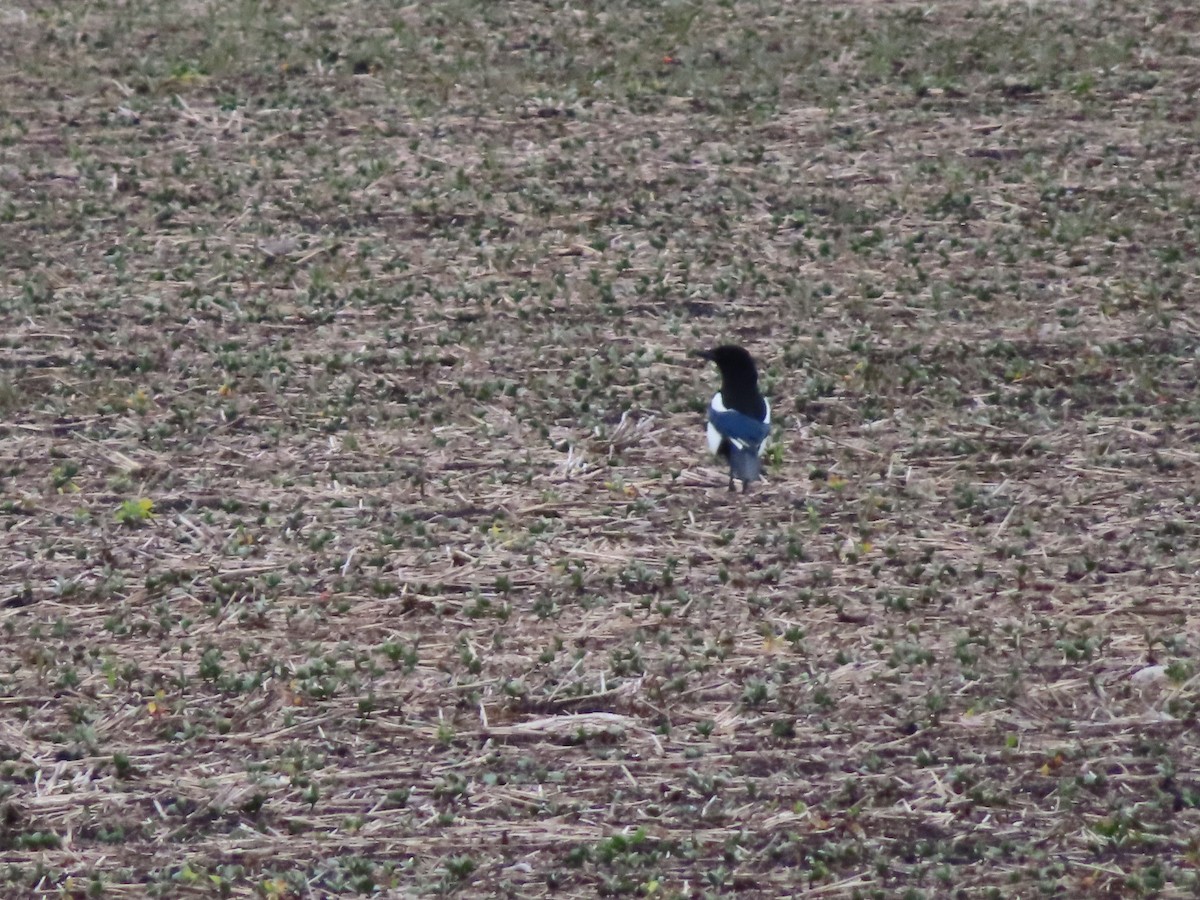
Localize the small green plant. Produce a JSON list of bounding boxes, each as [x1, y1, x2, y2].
[[114, 497, 155, 526]]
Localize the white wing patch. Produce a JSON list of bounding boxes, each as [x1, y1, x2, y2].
[[707, 392, 726, 454], [706, 422, 723, 455], [760, 398, 770, 456]]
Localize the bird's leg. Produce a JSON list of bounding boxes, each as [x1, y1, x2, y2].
[[742, 481, 752, 494], [727, 472, 736, 492]]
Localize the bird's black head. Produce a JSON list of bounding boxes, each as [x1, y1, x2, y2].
[[696, 345, 759, 385], [696, 344, 766, 420]]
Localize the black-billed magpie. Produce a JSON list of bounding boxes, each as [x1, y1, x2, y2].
[[696, 345, 771, 492]]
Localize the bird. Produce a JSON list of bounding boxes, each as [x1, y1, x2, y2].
[[696, 345, 771, 492]]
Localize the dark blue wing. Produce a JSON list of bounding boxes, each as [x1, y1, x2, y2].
[[708, 408, 770, 449]]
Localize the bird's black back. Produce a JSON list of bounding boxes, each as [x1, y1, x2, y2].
[[706, 346, 767, 421]]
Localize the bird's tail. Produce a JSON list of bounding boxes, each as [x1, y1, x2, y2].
[[729, 445, 763, 484]]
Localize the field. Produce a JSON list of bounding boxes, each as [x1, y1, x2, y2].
[[2, 0, 1200, 896]]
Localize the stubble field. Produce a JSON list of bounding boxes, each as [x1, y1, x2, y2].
[[2, 0, 1200, 896]]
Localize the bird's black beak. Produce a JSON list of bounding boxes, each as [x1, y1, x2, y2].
[[693, 349, 714, 361]]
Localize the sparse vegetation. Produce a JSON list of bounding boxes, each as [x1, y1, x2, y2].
[[2, 0, 1199, 896]]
